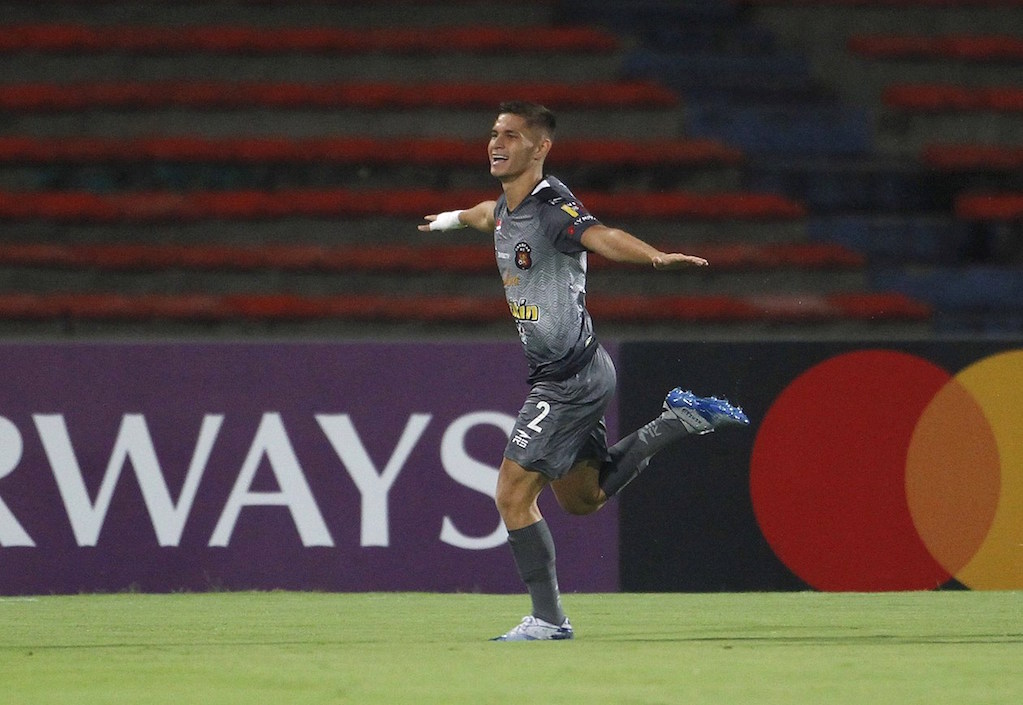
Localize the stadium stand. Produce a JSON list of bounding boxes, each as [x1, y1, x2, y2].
[[0, 135, 744, 168], [0, 189, 806, 221], [921, 144, 1023, 171], [0, 24, 620, 54], [883, 84, 1023, 112], [741, 0, 1023, 333], [0, 81, 680, 111], [807, 215, 974, 265], [0, 292, 929, 326], [8, 0, 1022, 337], [872, 266, 1023, 333], [956, 193, 1023, 220], [848, 33, 1023, 61], [0, 241, 864, 274]]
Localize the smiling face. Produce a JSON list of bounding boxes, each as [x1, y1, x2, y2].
[[488, 112, 551, 184]]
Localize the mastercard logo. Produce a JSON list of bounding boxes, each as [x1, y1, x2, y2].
[[750, 349, 1022, 591]]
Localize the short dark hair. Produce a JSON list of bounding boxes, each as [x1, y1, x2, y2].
[[498, 101, 556, 137]]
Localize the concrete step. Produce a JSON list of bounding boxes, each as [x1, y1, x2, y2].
[[876, 110, 1023, 156], [1, 51, 626, 85]]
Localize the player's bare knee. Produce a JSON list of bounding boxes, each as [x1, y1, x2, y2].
[[493, 489, 517, 520], [494, 483, 535, 525]]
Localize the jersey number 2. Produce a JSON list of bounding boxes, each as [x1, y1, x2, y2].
[[527, 401, 551, 433]]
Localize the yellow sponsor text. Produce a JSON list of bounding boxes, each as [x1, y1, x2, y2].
[[509, 299, 539, 322]]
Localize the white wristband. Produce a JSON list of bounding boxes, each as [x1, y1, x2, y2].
[[429, 210, 466, 231]]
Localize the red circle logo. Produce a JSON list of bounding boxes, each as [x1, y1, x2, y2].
[[750, 349, 1021, 591]]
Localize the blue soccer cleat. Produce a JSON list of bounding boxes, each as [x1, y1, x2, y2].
[[663, 387, 750, 435], [491, 615, 574, 642]]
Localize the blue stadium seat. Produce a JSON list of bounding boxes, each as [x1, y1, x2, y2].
[[686, 101, 872, 156], [872, 266, 1023, 312], [808, 216, 971, 265], [623, 49, 816, 98]]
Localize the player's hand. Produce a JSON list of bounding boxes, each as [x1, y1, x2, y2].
[[419, 210, 466, 232], [417, 214, 439, 232], [652, 253, 709, 270]]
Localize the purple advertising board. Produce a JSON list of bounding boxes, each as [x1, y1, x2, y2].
[[0, 342, 619, 595]]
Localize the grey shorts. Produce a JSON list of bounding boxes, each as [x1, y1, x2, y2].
[[504, 345, 617, 480]]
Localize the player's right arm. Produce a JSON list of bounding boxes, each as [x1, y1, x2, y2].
[[419, 200, 496, 234]]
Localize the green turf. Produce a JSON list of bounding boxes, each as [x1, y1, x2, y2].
[[1, 591, 1020, 705]]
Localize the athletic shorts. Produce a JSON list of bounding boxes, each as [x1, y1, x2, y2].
[[504, 345, 617, 480]]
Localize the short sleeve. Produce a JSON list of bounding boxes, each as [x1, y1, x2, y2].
[[538, 194, 600, 255]]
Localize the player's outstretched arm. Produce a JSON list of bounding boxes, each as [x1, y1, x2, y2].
[[581, 225, 708, 270], [419, 200, 497, 234]]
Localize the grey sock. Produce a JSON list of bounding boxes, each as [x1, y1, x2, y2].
[[506, 519, 564, 625], [599, 409, 693, 497]]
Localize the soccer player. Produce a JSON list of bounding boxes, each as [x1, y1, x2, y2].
[[419, 101, 749, 641]]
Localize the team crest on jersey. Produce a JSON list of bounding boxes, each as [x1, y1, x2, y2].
[[515, 242, 532, 270]]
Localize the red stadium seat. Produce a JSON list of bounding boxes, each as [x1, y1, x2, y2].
[[0, 24, 619, 55], [0, 81, 678, 111], [0, 242, 862, 274], [955, 193, 1023, 220], [920, 144, 1023, 171], [883, 84, 1023, 112], [0, 188, 805, 222], [0, 291, 931, 325], [0, 135, 743, 168], [828, 292, 933, 320], [848, 34, 1023, 61]]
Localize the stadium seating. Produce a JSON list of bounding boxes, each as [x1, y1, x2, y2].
[[743, 0, 1022, 333], [0, 291, 929, 326], [871, 266, 1023, 332], [848, 34, 1023, 61], [0, 189, 806, 221], [0, 241, 864, 273], [955, 193, 1023, 220], [0, 135, 743, 168], [622, 49, 817, 98], [17, 0, 1023, 336], [921, 144, 1023, 171], [883, 84, 1023, 112], [807, 215, 973, 265], [0, 81, 679, 111], [0, 24, 620, 54]]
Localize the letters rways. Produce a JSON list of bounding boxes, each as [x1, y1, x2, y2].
[[0, 411, 513, 551]]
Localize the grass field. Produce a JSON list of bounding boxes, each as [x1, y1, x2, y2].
[[2, 591, 1020, 705]]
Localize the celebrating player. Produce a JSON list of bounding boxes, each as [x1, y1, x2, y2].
[[419, 101, 749, 641]]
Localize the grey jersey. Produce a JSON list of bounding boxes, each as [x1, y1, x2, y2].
[[494, 176, 600, 383]]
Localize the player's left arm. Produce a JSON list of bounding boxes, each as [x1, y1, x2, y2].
[[580, 224, 708, 270]]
